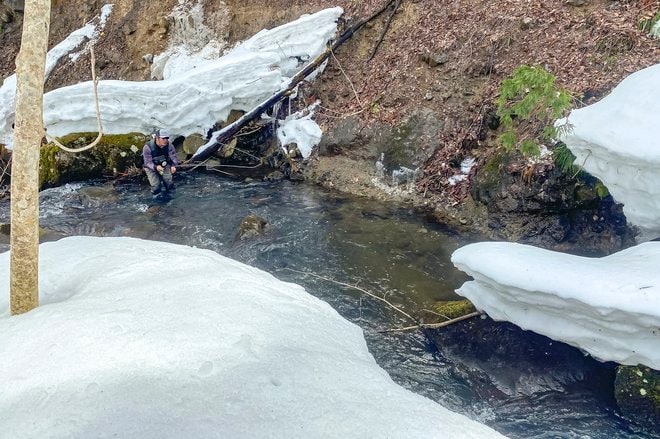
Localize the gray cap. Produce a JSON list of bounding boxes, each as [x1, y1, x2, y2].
[[155, 129, 170, 138]]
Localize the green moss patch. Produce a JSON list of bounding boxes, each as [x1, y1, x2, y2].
[[39, 132, 148, 188], [614, 365, 660, 434], [433, 300, 477, 320]]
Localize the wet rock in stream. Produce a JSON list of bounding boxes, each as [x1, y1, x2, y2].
[[614, 366, 660, 435], [425, 316, 616, 399]]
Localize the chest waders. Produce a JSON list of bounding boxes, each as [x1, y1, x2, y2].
[[149, 140, 172, 170], [146, 140, 175, 195]]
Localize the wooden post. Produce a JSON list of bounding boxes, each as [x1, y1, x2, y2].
[[10, 0, 51, 315]]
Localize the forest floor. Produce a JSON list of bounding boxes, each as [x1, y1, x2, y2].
[[305, 0, 660, 204]]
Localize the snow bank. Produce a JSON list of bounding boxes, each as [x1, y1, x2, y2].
[[557, 64, 660, 240], [0, 7, 342, 147], [43, 51, 283, 138], [452, 241, 660, 370], [0, 237, 506, 439]]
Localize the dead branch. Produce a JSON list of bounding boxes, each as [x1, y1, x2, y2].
[[367, 0, 401, 62], [283, 267, 417, 323], [191, 1, 398, 163], [330, 49, 364, 110], [379, 311, 483, 333]]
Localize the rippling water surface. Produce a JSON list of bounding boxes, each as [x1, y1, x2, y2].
[[0, 174, 652, 438]]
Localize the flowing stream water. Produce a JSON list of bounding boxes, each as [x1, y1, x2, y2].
[[0, 173, 653, 439]]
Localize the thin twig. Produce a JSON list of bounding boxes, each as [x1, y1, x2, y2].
[[331, 49, 364, 110], [205, 168, 236, 177], [572, 150, 591, 179], [210, 163, 263, 169], [181, 157, 211, 172], [422, 308, 450, 320], [177, 160, 263, 171], [234, 126, 263, 138], [0, 156, 12, 183], [283, 268, 417, 322], [233, 146, 262, 161], [317, 106, 364, 119], [275, 41, 288, 59], [420, 311, 483, 328], [379, 311, 483, 333], [193, 0, 398, 162]]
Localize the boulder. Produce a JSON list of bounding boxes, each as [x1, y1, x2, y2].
[[236, 214, 267, 241], [78, 186, 120, 208], [317, 114, 361, 157], [182, 134, 206, 156], [426, 316, 613, 398], [379, 107, 443, 176], [470, 150, 632, 254], [614, 365, 660, 435]]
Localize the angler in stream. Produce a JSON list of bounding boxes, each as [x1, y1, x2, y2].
[[142, 129, 179, 198]]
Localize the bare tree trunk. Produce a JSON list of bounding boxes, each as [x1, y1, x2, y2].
[[10, 0, 51, 315]]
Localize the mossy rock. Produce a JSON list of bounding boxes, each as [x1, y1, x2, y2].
[[614, 365, 660, 434], [182, 134, 206, 156], [470, 149, 512, 204], [39, 132, 148, 188], [221, 109, 245, 128], [380, 107, 443, 173], [433, 299, 477, 320], [236, 214, 267, 241], [0, 222, 64, 243], [0, 144, 10, 161]]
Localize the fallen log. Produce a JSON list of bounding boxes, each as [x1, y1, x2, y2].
[[191, 0, 398, 163]]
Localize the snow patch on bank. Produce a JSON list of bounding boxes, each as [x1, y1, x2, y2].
[[0, 237, 506, 439], [150, 0, 229, 80], [277, 103, 322, 159], [452, 241, 660, 370], [0, 4, 114, 147], [557, 64, 660, 240]]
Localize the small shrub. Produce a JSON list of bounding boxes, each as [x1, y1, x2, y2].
[[496, 65, 572, 157], [639, 12, 660, 35], [554, 142, 610, 197], [553, 142, 579, 174]]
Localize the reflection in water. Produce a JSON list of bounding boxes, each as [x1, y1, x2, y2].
[[0, 175, 649, 439]]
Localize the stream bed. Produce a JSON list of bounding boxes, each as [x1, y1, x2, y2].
[[0, 173, 653, 439]]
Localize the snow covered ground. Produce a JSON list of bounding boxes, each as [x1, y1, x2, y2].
[[0, 237, 506, 439], [452, 241, 660, 370], [557, 63, 660, 240], [0, 6, 340, 150]]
